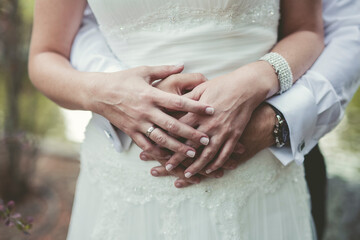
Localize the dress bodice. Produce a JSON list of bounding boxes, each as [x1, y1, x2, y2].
[[87, 0, 280, 78]]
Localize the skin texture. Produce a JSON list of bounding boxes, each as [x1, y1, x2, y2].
[[29, 0, 215, 158], [151, 0, 324, 178], [142, 76, 275, 188], [29, 0, 324, 188], [150, 103, 276, 188]]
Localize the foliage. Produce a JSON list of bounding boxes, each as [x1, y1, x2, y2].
[[0, 199, 33, 235], [341, 89, 360, 152]]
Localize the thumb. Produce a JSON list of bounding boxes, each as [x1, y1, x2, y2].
[[178, 74, 207, 93], [183, 83, 206, 101], [146, 64, 184, 83]]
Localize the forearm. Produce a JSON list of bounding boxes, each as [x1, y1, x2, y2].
[[231, 1, 324, 100], [28, 0, 93, 111], [271, 30, 324, 83], [267, 0, 360, 164], [29, 52, 97, 110]]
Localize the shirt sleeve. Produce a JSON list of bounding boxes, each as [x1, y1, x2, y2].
[[70, 6, 132, 153], [70, 6, 125, 73], [267, 0, 360, 165]]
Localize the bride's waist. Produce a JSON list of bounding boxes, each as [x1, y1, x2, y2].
[[81, 119, 303, 198], [103, 28, 277, 78]]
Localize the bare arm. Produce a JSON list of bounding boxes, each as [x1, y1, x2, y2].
[[28, 0, 215, 157], [163, 0, 324, 177]]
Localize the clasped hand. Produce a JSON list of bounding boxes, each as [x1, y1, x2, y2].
[[140, 62, 277, 187]]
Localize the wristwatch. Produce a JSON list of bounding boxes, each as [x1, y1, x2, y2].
[[269, 105, 290, 148]]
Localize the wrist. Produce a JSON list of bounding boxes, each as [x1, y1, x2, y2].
[[253, 61, 280, 98], [82, 72, 108, 113], [262, 104, 277, 147], [234, 62, 280, 101]]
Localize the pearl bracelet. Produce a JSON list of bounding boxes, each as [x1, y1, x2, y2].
[[259, 52, 293, 94]]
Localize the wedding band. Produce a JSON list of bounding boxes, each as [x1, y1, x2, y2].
[[146, 126, 156, 138]]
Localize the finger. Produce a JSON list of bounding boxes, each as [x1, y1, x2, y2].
[[143, 64, 184, 83], [205, 138, 237, 173], [150, 166, 171, 177], [145, 127, 199, 158], [131, 132, 158, 154], [177, 113, 199, 127], [153, 89, 214, 115], [174, 178, 194, 188], [172, 73, 207, 92], [184, 137, 222, 178], [140, 145, 172, 161], [222, 158, 238, 170], [140, 151, 171, 161], [156, 156, 201, 184], [181, 158, 223, 178], [165, 140, 200, 171], [149, 111, 210, 146], [182, 83, 207, 101], [233, 142, 246, 154]]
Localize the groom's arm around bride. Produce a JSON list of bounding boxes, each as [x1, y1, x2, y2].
[[70, 0, 360, 239]]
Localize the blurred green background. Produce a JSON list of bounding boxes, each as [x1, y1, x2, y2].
[[0, 0, 359, 239]]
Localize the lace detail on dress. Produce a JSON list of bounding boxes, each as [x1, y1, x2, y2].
[[80, 121, 310, 240], [98, 1, 280, 40]]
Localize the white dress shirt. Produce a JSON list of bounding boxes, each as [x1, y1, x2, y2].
[[70, 0, 360, 165]]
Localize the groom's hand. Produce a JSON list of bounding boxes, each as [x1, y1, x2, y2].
[[139, 72, 209, 160], [145, 103, 276, 188], [222, 103, 276, 170]]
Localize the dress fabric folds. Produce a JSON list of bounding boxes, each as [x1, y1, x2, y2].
[[67, 0, 315, 239]]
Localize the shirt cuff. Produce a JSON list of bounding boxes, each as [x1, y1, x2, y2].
[[266, 80, 318, 166]]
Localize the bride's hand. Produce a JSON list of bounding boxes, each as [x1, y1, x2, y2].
[[88, 64, 215, 157], [165, 61, 279, 177]]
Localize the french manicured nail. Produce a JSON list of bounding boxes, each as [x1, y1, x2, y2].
[[200, 137, 209, 146], [175, 62, 184, 68], [151, 170, 159, 176], [140, 154, 147, 160], [185, 172, 192, 178], [205, 169, 213, 174], [166, 164, 174, 171], [205, 107, 215, 115], [186, 150, 196, 158], [175, 182, 183, 188]]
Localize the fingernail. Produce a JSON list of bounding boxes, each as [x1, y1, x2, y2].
[[186, 150, 196, 158], [166, 164, 174, 171], [140, 154, 147, 160], [200, 137, 209, 146], [175, 62, 184, 68], [185, 172, 192, 178], [175, 182, 183, 188], [238, 148, 245, 154], [205, 169, 213, 174], [205, 107, 215, 115], [165, 155, 172, 160], [215, 172, 223, 178], [151, 170, 159, 176], [230, 163, 237, 170]]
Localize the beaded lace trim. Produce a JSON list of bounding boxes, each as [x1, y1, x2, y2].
[[99, 1, 280, 39]]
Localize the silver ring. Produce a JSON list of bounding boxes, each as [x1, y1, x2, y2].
[[146, 126, 156, 138]]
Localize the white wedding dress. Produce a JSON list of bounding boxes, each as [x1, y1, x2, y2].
[[67, 0, 315, 239]]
